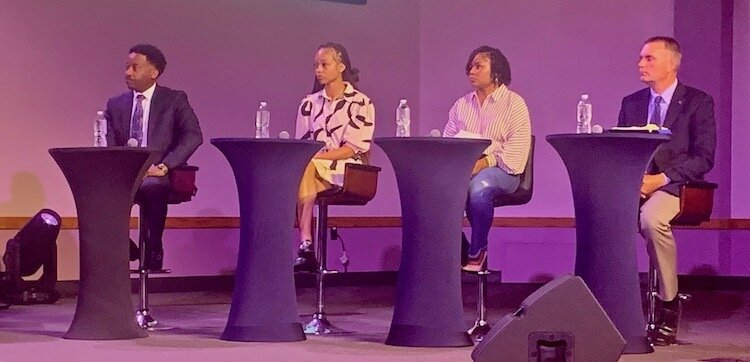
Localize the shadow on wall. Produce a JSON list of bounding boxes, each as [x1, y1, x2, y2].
[[690, 264, 720, 277], [528, 272, 556, 284], [0, 224, 78, 279], [684, 264, 744, 321], [55, 229, 80, 281], [380, 244, 401, 271], [194, 208, 237, 276], [0, 172, 53, 273], [0, 172, 46, 216]]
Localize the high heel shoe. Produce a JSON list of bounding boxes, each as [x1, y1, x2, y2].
[[462, 249, 487, 272]]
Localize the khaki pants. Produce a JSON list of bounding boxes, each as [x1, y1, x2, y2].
[[639, 190, 681, 301]]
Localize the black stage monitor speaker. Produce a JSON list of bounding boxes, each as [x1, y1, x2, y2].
[[472, 274, 625, 362]]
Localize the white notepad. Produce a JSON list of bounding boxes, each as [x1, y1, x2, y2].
[[454, 130, 484, 139]]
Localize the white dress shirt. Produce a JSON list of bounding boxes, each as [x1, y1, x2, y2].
[[648, 78, 678, 126]]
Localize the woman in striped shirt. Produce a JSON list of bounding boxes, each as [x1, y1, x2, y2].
[[443, 46, 531, 272], [294, 43, 375, 272]]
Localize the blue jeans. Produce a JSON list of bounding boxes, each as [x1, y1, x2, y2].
[[466, 167, 520, 257]]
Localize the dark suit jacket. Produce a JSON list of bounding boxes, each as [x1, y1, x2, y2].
[[617, 82, 716, 195], [105, 85, 203, 170]]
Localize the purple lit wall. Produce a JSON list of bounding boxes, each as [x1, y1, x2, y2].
[[0, 0, 419, 280], [0, 0, 746, 282], [419, 0, 674, 217], [732, 0, 750, 218], [729, 0, 750, 277]]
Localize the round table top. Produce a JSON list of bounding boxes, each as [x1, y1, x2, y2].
[[374, 136, 492, 145], [546, 132, 671, 141], [48, 146, 158, 153], [210, 138, 322, 145]]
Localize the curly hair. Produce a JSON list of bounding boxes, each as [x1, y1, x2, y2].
[[465, 45, 511, 86]]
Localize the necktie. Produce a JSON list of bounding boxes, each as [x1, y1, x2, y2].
[[130, 94, 145, 146], [651, 96, 663, 127]]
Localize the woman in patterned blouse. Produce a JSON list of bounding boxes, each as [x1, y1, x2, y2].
[[294, 43, 375, 272]]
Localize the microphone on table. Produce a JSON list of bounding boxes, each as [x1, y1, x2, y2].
[[127, 138, 139, 147], [278, 131, 290, 139], [429, 129, 442, 137], [591, 124, 603, 134]]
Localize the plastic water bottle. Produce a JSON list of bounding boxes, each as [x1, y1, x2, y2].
[[395, 99, 410, 137], [576, 94, 592, 134], [94, 110, 107, 147], [255, 101, 270, 138]]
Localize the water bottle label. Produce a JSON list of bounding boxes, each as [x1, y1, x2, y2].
[[395, 102, 411, 137], [255, 105, 270, 138]]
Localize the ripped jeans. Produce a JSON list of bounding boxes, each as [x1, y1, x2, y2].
[[466, 167, 520, 257]]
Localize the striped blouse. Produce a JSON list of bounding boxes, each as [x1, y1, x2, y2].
[[443, 84, 531, 175]]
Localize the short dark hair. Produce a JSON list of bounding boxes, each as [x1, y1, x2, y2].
[[465, 46, 511, 86], [129, 44, 167, 77], [644, 36, 682, 69], [312, 42, 360, 93]]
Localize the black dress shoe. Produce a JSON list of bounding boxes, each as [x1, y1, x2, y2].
[[650, 297, 682, 346], [129, 239, 140, 262], [294, 245, 318, 273], [144, 250, 164, 271]]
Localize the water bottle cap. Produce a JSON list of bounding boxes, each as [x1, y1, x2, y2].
[[399, 99, 407, 104], [96, 110, 105, 117], [581, 94, 589, 100], [260, 101, 267, 107]]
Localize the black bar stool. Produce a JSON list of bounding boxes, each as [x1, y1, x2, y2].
[[303, 161, 380, 335], [130, 165, 199, 329], [467, 136, 534, 342], [646, 181, 717, 338]]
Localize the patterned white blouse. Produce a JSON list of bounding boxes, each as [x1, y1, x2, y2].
[[295, 82, 375, 184]]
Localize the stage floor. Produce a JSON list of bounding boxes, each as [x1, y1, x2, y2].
[[0, 283, 748, 361]]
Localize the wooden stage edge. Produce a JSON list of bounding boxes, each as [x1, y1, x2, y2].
[[1, 216, 748, 231]]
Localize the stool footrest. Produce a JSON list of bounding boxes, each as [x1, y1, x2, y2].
[[462, 269, 493, 275], [129, 268, 172, 274], [294, 269, 340, 275]]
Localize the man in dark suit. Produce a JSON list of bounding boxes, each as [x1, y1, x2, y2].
[[105, 44, 203, 270], [618, 36, 716, 346]]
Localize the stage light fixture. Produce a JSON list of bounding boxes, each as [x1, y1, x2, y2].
[[1, 208, 61, 305]]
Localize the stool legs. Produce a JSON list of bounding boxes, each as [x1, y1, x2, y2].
[[132, 205, 173, 330], [646, 258, 691, 345], [646, 261, 658, 335], [135, 206, 157, 329], [136, 269, 157, 329], [468, 269, 492, 341], [303, 200, 346, 335]]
